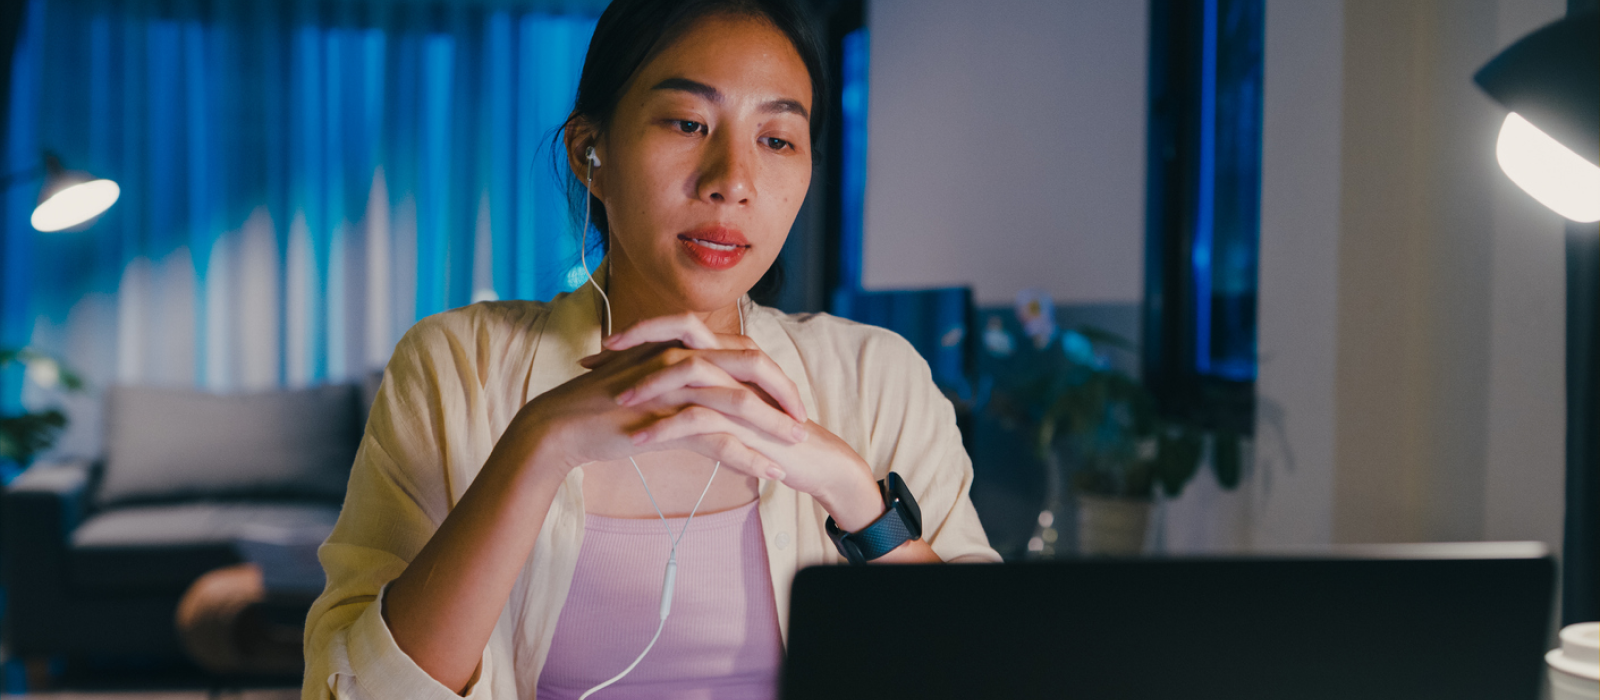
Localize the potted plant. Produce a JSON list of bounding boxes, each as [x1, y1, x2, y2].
[[975, 290, 1246, 557], [0, 347, 85, 479], [1034, 329, 1244, 555]]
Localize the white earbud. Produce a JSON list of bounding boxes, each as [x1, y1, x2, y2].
[[585, 145, 601, 168]]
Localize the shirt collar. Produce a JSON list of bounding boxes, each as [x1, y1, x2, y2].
[[526, 264, 608, 395]]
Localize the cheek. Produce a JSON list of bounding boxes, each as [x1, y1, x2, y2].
[[770, 165, 810, 212], [756, 169, 809, 254], [612, 161, 681, 233]]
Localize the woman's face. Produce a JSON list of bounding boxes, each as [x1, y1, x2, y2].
[[585, 14, 814, 312]]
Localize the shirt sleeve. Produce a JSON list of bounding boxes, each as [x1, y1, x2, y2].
[[302, 316, 497, 700], [856, 331, 1002, 564]]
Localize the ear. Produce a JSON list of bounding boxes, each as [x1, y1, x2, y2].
[[564, 117, 604, 198]]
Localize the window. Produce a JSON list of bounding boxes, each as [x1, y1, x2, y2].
[[1142, 0, 1264, 433]]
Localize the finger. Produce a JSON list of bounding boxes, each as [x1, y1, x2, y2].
[[577, 351, 613, 369], [597, 332, 748, 373], [647, 349, 804, 423], [618, 349, 804, 424], [632, 405, 785, 454], [714, 333, 758, 350], [578, 341, 677, 370], [604, 313, 720, 352], [648, 386, 807, 444], [617, 354, 743, 406], [641, 425, 786, 482]]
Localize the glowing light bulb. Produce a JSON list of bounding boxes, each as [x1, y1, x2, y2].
[[1495, 112, 1600, 223], [31, 179, 121, 232]]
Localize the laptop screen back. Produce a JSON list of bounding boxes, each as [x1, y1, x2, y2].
[[782, 550, 1553, 700]]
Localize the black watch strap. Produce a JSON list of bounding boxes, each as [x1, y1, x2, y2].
[[826, 472, 923, 564]]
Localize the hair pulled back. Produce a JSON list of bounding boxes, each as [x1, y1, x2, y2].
[[559, 0, 828, 303]]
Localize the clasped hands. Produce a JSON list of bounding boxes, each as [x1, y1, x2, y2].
[[511, 313, 887, 531]]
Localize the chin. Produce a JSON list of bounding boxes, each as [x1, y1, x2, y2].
[[671, 259, 767, 308], [675, 274, 754, 310]]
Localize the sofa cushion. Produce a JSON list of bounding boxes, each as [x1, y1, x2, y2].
[[99, 384, 360, 507], [69, 502, 340, 594]]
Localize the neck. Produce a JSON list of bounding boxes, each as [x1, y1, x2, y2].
[[601, 255, 744, 337]]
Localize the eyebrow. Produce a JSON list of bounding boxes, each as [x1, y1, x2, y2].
[[650, 77, 810, 121]]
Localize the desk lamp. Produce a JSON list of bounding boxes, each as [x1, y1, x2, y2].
[[0, 152, 120, 232], [1473, 7, 1600, 688], [1472, 11, 1598, 222]]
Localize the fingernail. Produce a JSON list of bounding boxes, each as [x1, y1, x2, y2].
[[632, 431, 649, 445], [791, 424, 808, 442], [616, 389, 634, 404], [765, 466, 786, 481]]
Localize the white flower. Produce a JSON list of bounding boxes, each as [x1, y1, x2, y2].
[[1014, 288, 1055, 348], [983, 317, 1014, 356]]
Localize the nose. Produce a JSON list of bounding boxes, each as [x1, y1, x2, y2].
[[695, 130, 755, 206]]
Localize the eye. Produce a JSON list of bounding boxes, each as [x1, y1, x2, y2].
[[673, 120, 705, 135], [763, 136, 792, 151]]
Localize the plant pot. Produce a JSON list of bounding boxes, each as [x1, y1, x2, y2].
[[1075, 493, 1152, 555]]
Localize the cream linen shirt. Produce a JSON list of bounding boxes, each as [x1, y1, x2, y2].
[[302, 277, 1001, 700]]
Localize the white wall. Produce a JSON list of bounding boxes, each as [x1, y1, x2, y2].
[[859, 0, 1568, 554], [862, 0, 1148, 305], [1329, 0, 1566, 548], [1165, 0, 1568, 554], [1481, 0, 1568, 555]]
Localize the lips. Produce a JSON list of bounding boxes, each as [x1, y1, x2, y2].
[[677, 226, 750, 270]]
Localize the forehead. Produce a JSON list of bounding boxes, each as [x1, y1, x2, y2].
[[633, 13, 813, 108]]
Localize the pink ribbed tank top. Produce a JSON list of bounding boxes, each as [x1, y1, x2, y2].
[[535, 499, 783, 699]]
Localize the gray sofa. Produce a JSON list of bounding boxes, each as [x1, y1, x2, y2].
[[2, 380, 371, 666]]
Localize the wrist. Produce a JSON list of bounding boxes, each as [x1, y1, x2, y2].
[[492, 416, 574, 488], [526, 422, 581, 481], [817, 465, 886, 533]]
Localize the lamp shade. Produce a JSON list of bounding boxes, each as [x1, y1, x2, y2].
[[1474, 11, 1599, 223], [30, 153, 120, 232], [1475, 12, 1598, 164]]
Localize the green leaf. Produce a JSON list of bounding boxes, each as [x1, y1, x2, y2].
[[1212, 432, 1243, 489], [0, 409, 69, 464], [0, 346, 88, 393], [1035, 412, 1058, 461], [1069, 325, 1137, 352], [1155, 428, 1203, 497], [58, 369, 86, 391]]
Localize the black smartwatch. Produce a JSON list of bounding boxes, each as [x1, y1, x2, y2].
[[825, 472, 923, 564]]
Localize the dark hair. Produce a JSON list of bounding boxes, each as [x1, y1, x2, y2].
[[558, 0, 828, 304]]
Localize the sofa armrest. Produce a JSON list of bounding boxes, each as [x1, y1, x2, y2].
[[3, 458, 99, 591]]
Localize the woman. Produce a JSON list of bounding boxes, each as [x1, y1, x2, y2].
[[303, 1, 998, 698]]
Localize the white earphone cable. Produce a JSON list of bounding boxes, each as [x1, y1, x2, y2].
[[581, 148, 614, 337], [577, 148, 747, 698], [577, 455, 719, 700]]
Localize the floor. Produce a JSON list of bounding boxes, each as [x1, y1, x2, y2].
[[4, 691, 304, 700], [0, 636, 298, 699], [3, 693, 297, 699]]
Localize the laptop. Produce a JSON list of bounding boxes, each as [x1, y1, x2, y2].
[[781, 543, 1555, 700]]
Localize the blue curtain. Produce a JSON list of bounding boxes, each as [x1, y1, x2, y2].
[[2, 0, 599, 418]]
